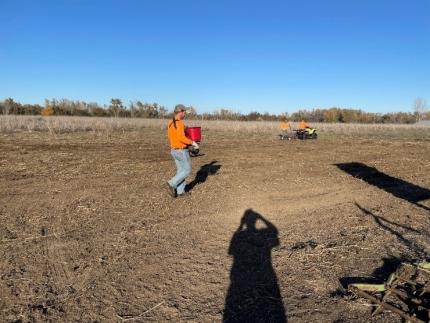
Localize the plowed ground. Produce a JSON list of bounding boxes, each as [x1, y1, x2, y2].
[[1, 129, 430, 322]]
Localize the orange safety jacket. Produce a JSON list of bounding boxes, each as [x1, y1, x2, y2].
[[167, 118, 193, 149], [298, 121, 310, 129], [280, 122, 290, 130]]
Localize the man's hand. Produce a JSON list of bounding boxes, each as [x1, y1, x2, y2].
[[192, 141, 199, 150]]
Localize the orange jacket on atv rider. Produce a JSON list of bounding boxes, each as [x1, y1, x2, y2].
[[298, 120, 310, 129]]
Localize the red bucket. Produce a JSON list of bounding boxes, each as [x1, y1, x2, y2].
[[185, 127, 201, 142]]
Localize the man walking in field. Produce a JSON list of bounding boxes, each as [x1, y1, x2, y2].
[[165, 104, 199, 198]]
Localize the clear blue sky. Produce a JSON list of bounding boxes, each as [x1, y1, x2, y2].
[[1, 0, 429, 114]]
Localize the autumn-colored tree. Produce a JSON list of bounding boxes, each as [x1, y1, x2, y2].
[[41, 106, 55, 116]]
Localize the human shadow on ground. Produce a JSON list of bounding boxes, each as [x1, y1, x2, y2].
[[223, 209, 287, 322], [186, 160, 221, 192], [335, 162, 430, 211]]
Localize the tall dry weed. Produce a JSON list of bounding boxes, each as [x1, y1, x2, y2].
[[0, 115, 429, 139]]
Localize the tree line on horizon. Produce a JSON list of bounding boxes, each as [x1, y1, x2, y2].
[[0, 97, 428, 124]]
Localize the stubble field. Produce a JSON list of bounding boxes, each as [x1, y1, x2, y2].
[[1, 119, 430, 322]]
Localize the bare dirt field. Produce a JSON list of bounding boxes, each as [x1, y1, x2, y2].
[[1, 127, 430, 322]]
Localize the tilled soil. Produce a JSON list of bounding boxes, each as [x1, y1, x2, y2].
[[1, 129, 430, 322]]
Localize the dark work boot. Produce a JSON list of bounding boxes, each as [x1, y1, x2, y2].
[[165, 182, 176, 198]]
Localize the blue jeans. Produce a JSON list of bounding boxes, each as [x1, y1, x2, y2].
[[168, 149, 192, 195]]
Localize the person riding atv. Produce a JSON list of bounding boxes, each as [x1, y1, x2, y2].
[[298, 120, 309, 130], [296, 120, 317, 139]]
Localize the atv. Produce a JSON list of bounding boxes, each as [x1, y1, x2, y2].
[[295, 128, 317, 140]]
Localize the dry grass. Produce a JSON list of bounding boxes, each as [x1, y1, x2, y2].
[[0, 115, 165, 133], [0, 115, 429, 139]]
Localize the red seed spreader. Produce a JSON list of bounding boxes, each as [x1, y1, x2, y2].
[[185, 126, 202, 157]]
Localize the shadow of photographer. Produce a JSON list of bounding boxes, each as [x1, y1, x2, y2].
[[223, 209, 287, 322]]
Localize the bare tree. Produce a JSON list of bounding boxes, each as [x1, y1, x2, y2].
[[109, 98, 123, 118], [3, 98, 16, 115], [187, 106, 198, 118], [129, 101, 136, 118], [414, 97, 428, 122]]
